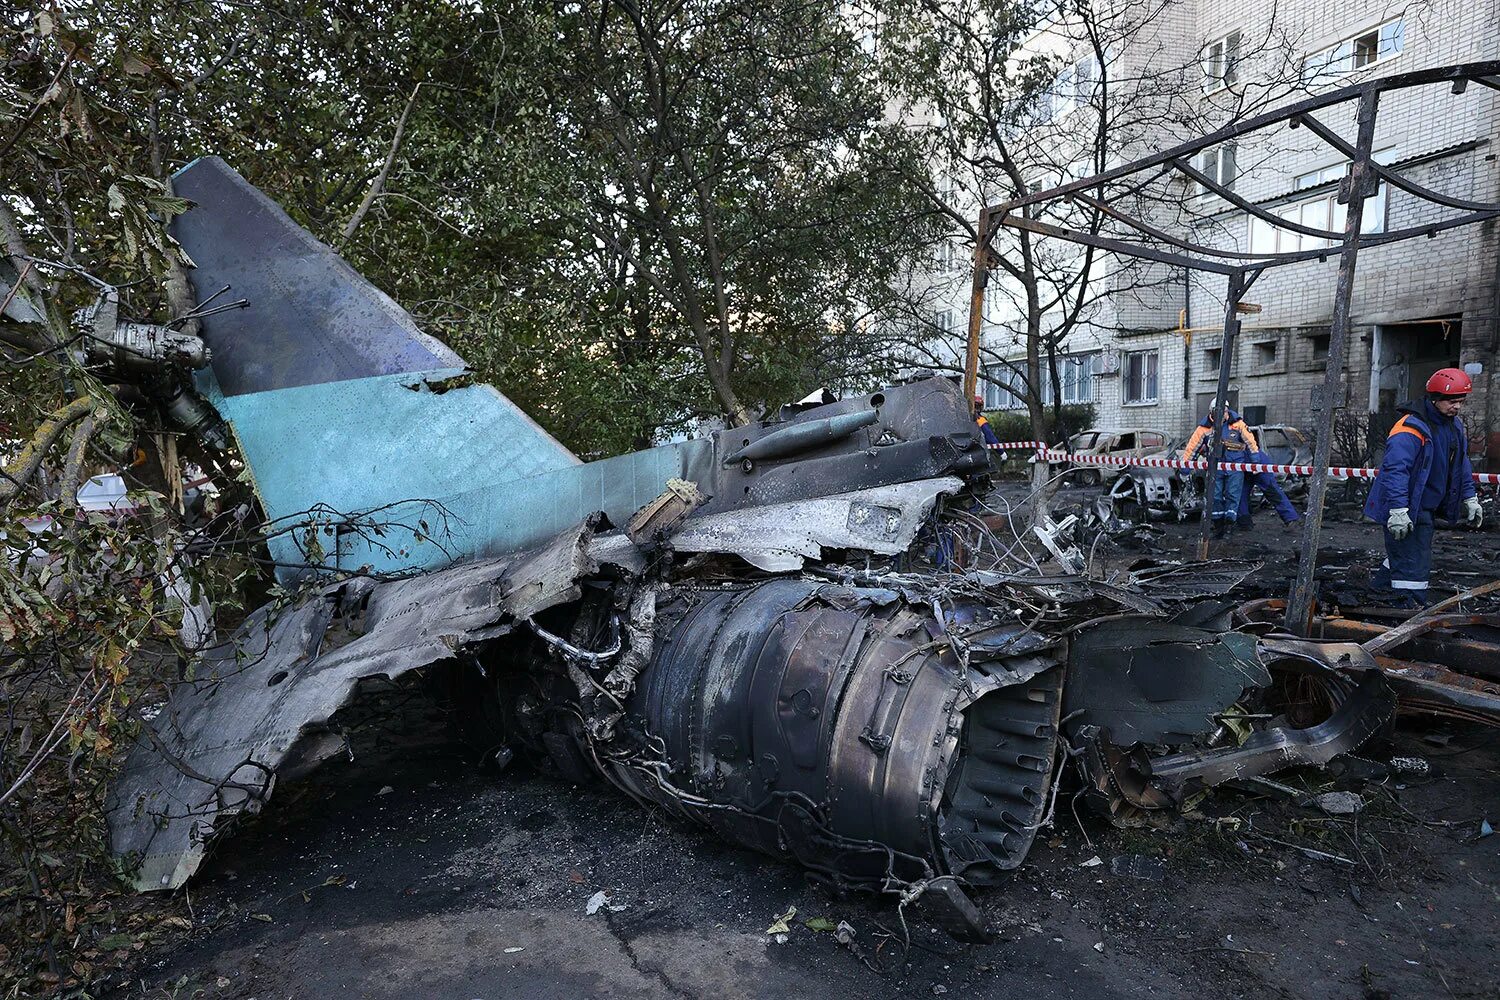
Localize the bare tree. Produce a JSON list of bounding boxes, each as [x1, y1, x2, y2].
[[867, 0, 1311, 497]]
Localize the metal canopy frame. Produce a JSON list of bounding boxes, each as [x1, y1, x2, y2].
[[963, 61, 1500, 634]]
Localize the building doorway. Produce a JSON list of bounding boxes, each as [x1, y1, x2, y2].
[[1369, 318, 1461, 438]]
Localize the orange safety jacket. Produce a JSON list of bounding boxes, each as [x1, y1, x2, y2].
[[1182, 415, 1258, 462]]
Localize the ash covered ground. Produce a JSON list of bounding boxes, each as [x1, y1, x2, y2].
[[108, 483, 1500, 1000]]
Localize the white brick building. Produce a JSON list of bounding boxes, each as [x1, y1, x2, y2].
[[969, 0, 1500, 463]]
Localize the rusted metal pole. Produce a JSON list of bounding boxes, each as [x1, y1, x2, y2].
[[1286, 86, 1382, 634], [962, 209, 990, 404], [1196, 269, 1245, 559]]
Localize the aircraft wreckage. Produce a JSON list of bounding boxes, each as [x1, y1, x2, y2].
[[103, 158, 1403, 937]]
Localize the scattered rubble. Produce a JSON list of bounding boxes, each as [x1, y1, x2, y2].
[[99, 157, 1499, 949]]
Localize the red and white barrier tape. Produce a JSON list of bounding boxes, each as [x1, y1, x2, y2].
[[989, 443, 1500, 485]]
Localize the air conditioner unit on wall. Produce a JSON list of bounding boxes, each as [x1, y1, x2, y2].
[[1097, 346, 1121, 374]]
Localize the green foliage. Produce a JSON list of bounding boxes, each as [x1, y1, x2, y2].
[[0, 0, 941, 987], [984, 403, 1097, 445]]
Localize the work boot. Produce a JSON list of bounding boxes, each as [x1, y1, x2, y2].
[[1211, 521, 1228, 539]]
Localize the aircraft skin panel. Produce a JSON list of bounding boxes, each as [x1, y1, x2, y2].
[[171, 156, 579, 550], [170, 156, 476, 397]]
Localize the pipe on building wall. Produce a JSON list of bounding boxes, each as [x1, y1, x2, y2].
[[1181, 266, 1192, 399]]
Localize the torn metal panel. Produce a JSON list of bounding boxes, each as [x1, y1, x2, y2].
[[1124, 559, 1260, 600], [1064, 619, 1269, 745], [1147, 676, 1394, 798], [1069, 635, 1396, 822], [105, 519, 624, 891], [1233, 598, 1500, 724], [668, 478, 961, 571]]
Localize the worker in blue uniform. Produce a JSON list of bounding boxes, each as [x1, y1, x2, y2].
[[1182, 399, 1257, 538], [1237, 448, 1302, 529], [1364, 368, 1484, 604], [973, 394, 1008, 463]]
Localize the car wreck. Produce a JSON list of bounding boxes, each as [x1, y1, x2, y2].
[[106, 158, 1409, 939]]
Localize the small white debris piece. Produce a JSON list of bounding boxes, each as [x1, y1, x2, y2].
[[1093, 941, 1105, 953], [932, 986, 949, 995], [1313, 791, 1364, 815], [585, 890, 626, 915], [504, 947, 525, 954], [377, 785, 394, 796], [766, 905, 796, 935], [1080, 856, 1103, 868]]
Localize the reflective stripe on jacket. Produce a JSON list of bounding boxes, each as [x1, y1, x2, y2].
[[1182, 411, 1258, 462], [1364, 399, 1477, 522]]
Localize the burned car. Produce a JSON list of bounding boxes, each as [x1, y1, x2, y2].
[[1040, 427, 1173, 485], [102, 159, 1397, 938], [1251, 424, 1311, 467], [1099, 425, 1311, 526]]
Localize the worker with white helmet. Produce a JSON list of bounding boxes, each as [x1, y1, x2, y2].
[[1182, 397, 1258, 538]]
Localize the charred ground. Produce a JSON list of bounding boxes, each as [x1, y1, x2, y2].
[[105, 489, 1500, 1000]]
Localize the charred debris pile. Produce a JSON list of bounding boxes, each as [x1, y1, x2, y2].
[[102, 159, 1498, 942], [107, 472, 1425, 940]]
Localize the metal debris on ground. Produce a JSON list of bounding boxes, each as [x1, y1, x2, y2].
[[584, 891, 625, 915], [1108, 855, 1166, 882], [102, 159, 1428, 942], [1312, 791, 1366, 816]]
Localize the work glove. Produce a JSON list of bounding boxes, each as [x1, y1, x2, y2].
[[1386, 507, 1413, 540], [1464, 496, 1484, 528]]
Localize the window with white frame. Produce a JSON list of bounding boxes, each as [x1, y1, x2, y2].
[[1303, 19, 1404, 83], [934, 308, 956, 335], [1193, 142, 1238, 196], [1123, 350, 1159, 404], [983, 364, 1027, 410], [937, 172, 960, 207], [1037, 53, 1101, 121], [1046, 353, 1099, 404], [1202, 31, 1242, 92], [1248, 149, 1397, 254], [937, 240, 956, 274]]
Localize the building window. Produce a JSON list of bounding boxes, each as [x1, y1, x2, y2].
[[937, 241, 956, 274], [1058, 353, 1099, 404], [1252, 340, 1278, 369], [1203, 346, 1223, 373], [1310, 333, 1330, 361], [934, 308, 955, 335], [1038, 53, 1102, 121], [1194, 142, 1237, 196], [1202, 31, 1242, 93], [1248, 151, 1396, 254], [1123, 350, 1159, 404], [983, 364, 1026, 410], [938, 173, 960, 207], [1036, 353, 1100, 404], [1303, 19, 1404, 83]]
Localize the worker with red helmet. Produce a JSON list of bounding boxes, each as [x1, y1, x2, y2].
[[1364, 367, 1483, 604], [973, 393, 1008, 461]]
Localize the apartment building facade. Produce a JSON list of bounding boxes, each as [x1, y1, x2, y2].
[[968, 0, 1500, 462]]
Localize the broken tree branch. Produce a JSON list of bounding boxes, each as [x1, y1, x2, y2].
[[0, 396, 97, 503], [0, 47, 75, 161], [340, 83, 423, 244]]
